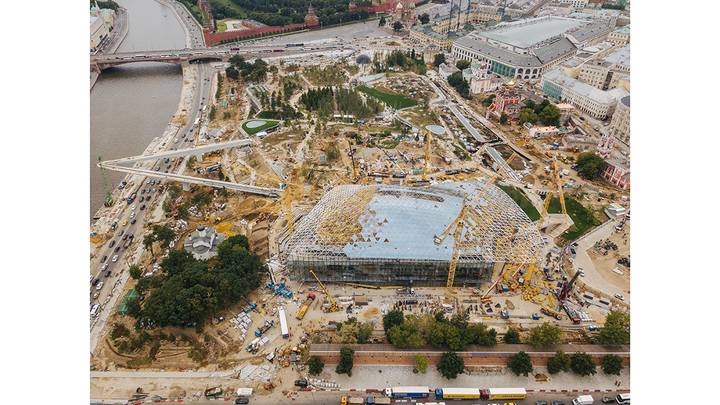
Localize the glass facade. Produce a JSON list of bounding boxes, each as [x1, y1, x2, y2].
[[490, 61, 517, 77], [289, 258, 494, 287], [542, 80, 563, 100]]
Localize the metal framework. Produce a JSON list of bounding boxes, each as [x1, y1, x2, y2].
[[284, 180, 545, 286]]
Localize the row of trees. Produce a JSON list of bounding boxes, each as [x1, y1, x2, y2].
[[128, 235, 263, 329], [299, 86, 383, 118], [336, 317, 374, 344], [382, 310, 497, 351], [503, 311, 630, 347], [211, 0, 370, 27], [509, 350, 624, 377]]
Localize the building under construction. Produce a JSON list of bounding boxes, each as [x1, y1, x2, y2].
[[284, 179, 545, 286]]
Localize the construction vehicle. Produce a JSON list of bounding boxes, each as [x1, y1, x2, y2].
[[255, 319, 274, 337], [295, 292, 316, 320], [309, 269, 339, 312], [541, 306, 562, 320], [553, 158, 567, 216], [204, 387, 223, 398], [557, 271, 581, 301]]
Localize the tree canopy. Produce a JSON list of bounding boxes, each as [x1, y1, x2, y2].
[[598, 311, 630, 345], [307, 355, 324, 375], [433, 53, 446, 67], [570, 352, 597, 376], [601, 354, 623, 375], [447, 72, 470, 98], [455, 59, 471, 70], [527, 322, 562, 349], [392, 21, 404, 32], [508, 351, 533, 376], [335, 346, 355, 376], [210, 0, 370, 27], [134, 235, 263, 328], [575, 152, 609, 180], [419, 13, 430, 24], [547, 350, 570, 374], [437, 351, 465, 379], [384, 312, 496, 350], [503, 328, 520, 344]]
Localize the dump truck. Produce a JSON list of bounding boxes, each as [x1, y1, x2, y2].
[[296, 293, 316, 320]]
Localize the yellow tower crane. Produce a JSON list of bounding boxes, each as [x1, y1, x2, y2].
[[434, 175, 497, 292], [309, 269, 340, 312]]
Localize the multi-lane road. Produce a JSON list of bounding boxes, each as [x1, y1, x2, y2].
[[90, 1, 213, 352]]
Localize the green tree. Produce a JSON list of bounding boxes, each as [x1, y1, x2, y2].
[[143, 233, 156, 259], [447, 71, 470, 98], [414, 355, 428, 374], [379, 16, 386, 26], [455, 59, 471, 70], [433, 53, 446, 67], [527, 322, 562, 349], [519, 108, 538, 124], [307, 355, 324, 376], [601, 354, 623, 375], [538, 103, 560, 126], [151, 224, 176, 249], [499, 112, 509, 124], [418, 13, 430, 24], [129, 265, 143, 280], [570, 352, 597, 376], [436, 351, 465, 379], [481, 94, 496, 107], [504, 328, 520, 344], [383, 310, 404, 333], [508, 351, 533, 376], [575, 152, 608, 180], [357, 322, 373, 344], [598, 311, 630, 345], [225, 66, 239, 80], [547, 350, 570, 374], [335, 346, 355, 376], [392, 21, 404, 32]]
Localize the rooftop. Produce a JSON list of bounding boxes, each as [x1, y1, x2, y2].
[[544, 68, 628, 104], [286, 180, 545, 265], [480, 16, 586, 49]]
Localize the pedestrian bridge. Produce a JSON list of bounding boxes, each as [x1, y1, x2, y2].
[[98, 139, 283, 198]]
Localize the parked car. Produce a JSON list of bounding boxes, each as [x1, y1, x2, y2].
[[105, 271, 112, 278], [112, 255, 119, 263], [234, 397, 249, 404], [140, 204, 146, 211], [109, 240, 116, 248], [601, 397, 614, 404], [101, 255, 108, 263], [96, 281, 104, 290], [131, 218, 137, 224], [294, 379, 308, 388]]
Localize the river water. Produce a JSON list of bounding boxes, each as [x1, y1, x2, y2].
[[90, 0, 187, 216]]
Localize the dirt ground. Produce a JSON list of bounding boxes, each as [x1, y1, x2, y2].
[[588, 220, 631, 294]]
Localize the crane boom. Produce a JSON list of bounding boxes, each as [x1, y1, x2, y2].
[[553, 159, 567, 216], [309, 269, 339, 312]]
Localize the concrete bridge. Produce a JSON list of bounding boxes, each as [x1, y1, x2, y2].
[[89, 43, 339, 71]]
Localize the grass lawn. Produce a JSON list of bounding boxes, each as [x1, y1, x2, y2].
[[548, 196, 602, 241], [358, 85, 417, 109], [241, 119, 280, 135], [209, 0, 246, 19], [498, 184, 541, 222]]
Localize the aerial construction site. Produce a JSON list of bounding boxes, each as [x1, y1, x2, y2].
[[89, 21, 631, 404]]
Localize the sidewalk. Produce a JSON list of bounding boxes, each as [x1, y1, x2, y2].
[[330, 365, 629, 391]]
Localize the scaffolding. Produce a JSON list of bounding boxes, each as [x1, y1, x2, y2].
[[284, 180, 545, 286]]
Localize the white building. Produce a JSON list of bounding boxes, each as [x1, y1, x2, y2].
[[451, 16, 612, 80], [542, 67, 628, 119], [183, 225, 226, 260], [577, 45, 629, 90], [558, 0, 590, 10], [438, 62, 460, 79], [608, 95, 630, 145], [462, 61, 503, 94], [608, 25, 630, 46]]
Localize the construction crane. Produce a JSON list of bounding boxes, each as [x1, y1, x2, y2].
[[434, 175, 497, 291], [557, 270, 581, 301], [309, 269, 339, 312]]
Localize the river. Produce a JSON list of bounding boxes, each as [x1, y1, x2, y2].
[[90, 0, 187, 216]]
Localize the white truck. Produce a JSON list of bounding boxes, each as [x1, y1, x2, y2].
[[572, 395, 594, 405]]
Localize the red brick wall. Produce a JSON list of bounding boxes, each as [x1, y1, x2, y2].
[[203, 24, 307, 46]]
